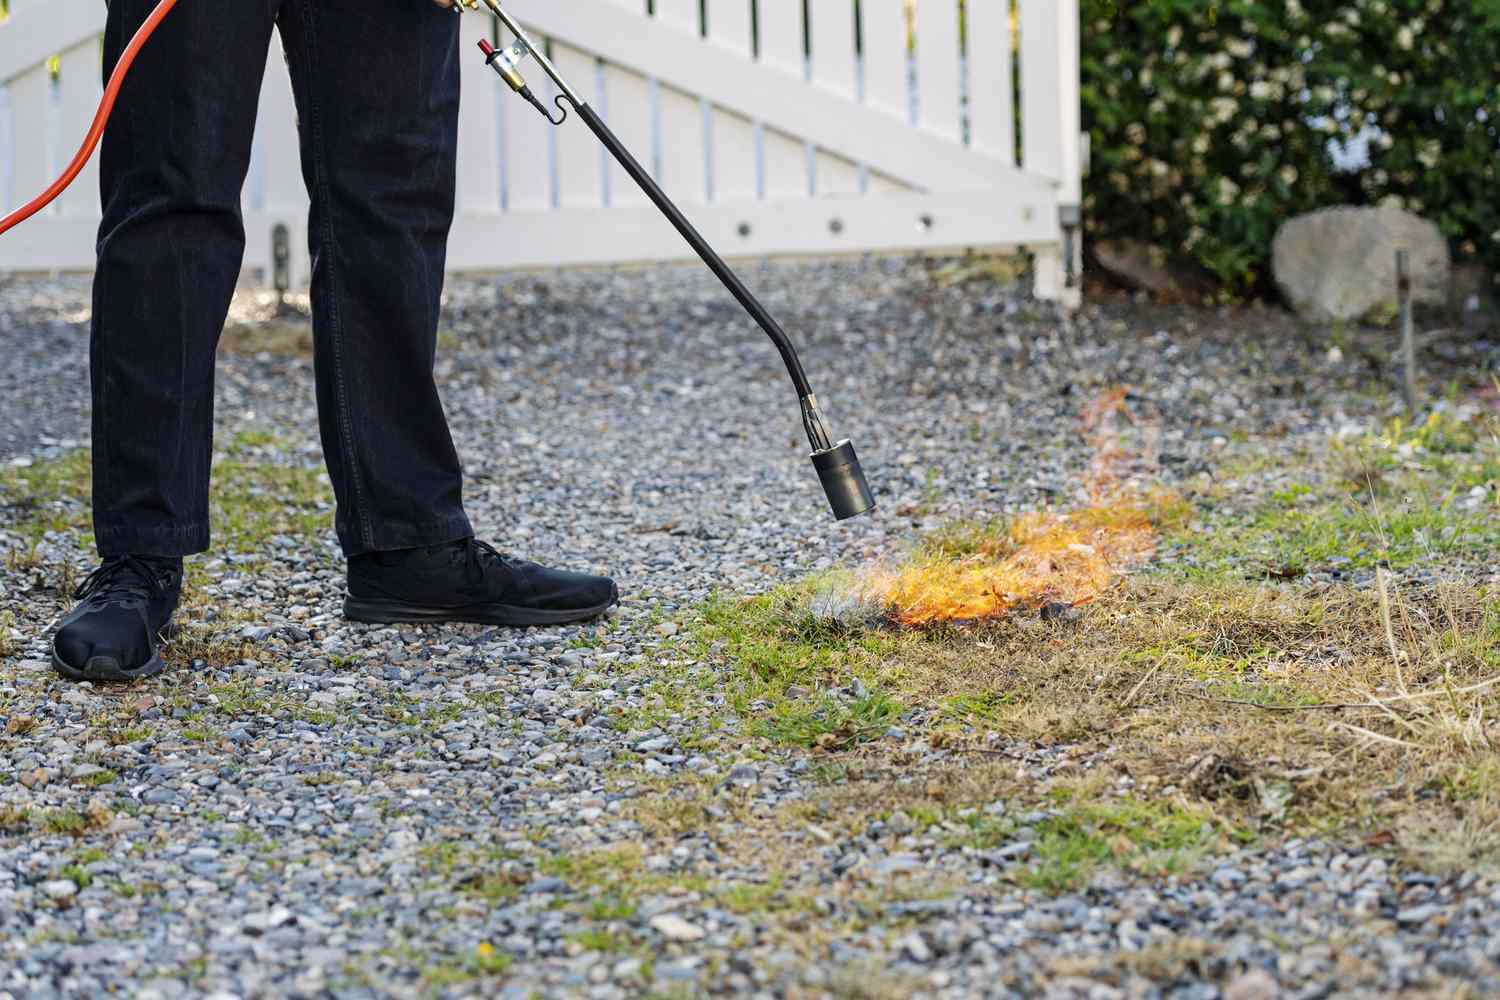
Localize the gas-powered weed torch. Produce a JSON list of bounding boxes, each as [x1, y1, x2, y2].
[[454, 0, 874, 520], [0, 0, 875, 522]]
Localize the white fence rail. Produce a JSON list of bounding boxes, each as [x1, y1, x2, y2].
[[0, 0, 1081, 302]]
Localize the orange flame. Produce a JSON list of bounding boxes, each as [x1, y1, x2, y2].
[[881, 388, 1169, 626]]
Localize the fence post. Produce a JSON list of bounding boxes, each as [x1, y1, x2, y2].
[[1021, 0, 1082, 310]]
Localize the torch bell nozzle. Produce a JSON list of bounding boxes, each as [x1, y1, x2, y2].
[[811, 440, 875, 521]]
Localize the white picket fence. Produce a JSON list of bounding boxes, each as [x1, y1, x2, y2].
[[0, 0, 1081, 302]]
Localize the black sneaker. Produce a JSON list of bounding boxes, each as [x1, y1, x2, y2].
[[344, 538, 618, 627], [51, 556, 183, 683]]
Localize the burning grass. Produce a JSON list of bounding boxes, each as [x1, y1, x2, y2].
[[878, 388, 1182, 626], [881, 499, 1177, 625]]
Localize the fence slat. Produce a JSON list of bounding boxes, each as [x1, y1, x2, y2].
[[654, 0, 708, 203], [969, 0, 1016, 163], [457, 14, 501, 213], [756, 0, 810, 199], [56, 41, 102, 217], [706, 0, 757, 203], [601, 0, 652, 206], [1019, 0, 1063, 185], [861, 0, 907, 121], [807, 0, 859, 194], [553, 43, 604, 208], [501, 26, 553, 211], [8, 67, 50, 217], [916, 0, 962, 142]]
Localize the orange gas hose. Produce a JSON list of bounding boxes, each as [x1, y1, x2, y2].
[[0, 0, 179, 238]]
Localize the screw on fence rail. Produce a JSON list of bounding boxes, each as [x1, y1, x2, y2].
[[1396, 249, 1418, 414]]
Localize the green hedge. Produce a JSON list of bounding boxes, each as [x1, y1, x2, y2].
[[1081, 0, 1500, 295]]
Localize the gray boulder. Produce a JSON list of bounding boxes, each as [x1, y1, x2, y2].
[[1271, 206, 1450, 322]]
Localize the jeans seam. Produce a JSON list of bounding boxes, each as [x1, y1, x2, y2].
[[297, 0, 375, 551]]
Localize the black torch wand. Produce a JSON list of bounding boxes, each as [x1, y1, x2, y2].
[[464, 2, 874, 521]]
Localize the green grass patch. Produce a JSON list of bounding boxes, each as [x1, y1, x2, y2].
[[757, 691, 903, 749], [1177, 407, 1500, 580], [1018, 795, 1226, 893], [585, 894, 638, 921], [1179, 488, 1500, 579], [0, 430, 333, 559]]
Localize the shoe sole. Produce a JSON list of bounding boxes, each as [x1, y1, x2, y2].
[[343, 586, 619, 627], [51, 648, 166, 683]]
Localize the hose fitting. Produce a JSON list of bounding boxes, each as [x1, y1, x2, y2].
[[477, 38, 566, 124], [477, 37, 529, 94]]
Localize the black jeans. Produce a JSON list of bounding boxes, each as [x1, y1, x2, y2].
[[92, 0, 472, 558]]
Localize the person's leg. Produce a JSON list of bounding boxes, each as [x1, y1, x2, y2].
[[276, 1, 615, 626], [58, 1, 278, 681], [274, 0, 472, 557], [91, 0, 278, 557]]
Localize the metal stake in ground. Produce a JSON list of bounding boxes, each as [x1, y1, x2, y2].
[[1397, 249, 1419, 414]]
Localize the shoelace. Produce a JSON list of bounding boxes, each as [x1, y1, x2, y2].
[[73, 556, 171, 603], [454, 538, 524, 586]]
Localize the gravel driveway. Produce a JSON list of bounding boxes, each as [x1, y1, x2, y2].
[[2, 260, 1498, 999]]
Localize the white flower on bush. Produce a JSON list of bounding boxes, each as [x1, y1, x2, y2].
[[1166, 25, 1183, 49], [1211, 97, 1237, 123], [1217, 177, 1241, 206], [1417, 140, 1441, 168], [1397, 26, 1415, 50], [1280, 165, 1299, 186], [1226, 38, 1254, 59]]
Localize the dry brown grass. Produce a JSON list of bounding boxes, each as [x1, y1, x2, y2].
[[685, 569, 1500, 875], [890, 574, 1499, 853]]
